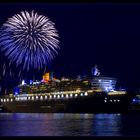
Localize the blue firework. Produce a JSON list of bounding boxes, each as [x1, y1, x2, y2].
[[0, 10, 59, 71]]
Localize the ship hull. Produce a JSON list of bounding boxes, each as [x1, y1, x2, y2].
[[0, 95, 128, 113]]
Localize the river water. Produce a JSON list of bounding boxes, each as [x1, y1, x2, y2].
[[0, 113, 140, 136]]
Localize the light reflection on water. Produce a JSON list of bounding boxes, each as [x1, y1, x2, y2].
[[0, 113, 139, 136]]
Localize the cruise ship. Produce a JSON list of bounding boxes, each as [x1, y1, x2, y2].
[[0, 66, 128, 113]]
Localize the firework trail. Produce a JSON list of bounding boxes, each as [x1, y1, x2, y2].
[[0, 10, 59, 72]]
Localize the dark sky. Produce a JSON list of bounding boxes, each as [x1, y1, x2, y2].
[[0, 3, 140, 91]]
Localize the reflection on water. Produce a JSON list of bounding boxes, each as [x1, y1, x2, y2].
[[92, 114, 122, 136], [0, 113, 140, 136]]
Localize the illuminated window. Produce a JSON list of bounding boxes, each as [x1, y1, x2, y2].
[[75, 94, 78, 97], [45, 96, 47, 99], [1, 99, 3, 102], [61, 94, 64, 98], [36, 96, 38, 99], [110, 100, 112, 102], [11, 99, 13, 102], [40, 96, 43, 100], [117, 100, 120, 102], [84, 92, 88, 96], [28, 97, 30, 100], [80, 93, 83, 96], [7, 99, 9, 102], [4, 99, 6, 102], [105, 97, 107, 99], [104, 100, 107, 102], [66, 94, 69, 98], [114, 100, 116, 102], [32, 96, 34, 100], [50, 95, 52, 99], [57, 95, 60, 99], [70, 94, 73, 97], [54, 95, 56, 98]]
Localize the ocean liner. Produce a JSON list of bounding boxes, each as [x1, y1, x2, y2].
[[0, 66, 128, 113]]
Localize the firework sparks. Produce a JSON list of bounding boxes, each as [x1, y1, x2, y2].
[[0, 10, 59, 71]]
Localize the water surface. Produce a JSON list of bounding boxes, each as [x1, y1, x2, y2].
[[0, 113, 140, 136]]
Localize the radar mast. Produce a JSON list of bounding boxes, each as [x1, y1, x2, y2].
[[91, 65, 100, 76]]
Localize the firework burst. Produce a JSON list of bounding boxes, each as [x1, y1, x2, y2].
[[0, 10, 59, 71]]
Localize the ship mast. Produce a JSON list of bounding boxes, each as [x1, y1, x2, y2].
[[91, 65, 100, 76]]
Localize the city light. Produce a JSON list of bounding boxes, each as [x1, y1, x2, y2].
[[133, 99, 136, 102]]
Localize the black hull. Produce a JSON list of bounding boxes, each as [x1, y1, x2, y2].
[[0, 95, 129, 113]]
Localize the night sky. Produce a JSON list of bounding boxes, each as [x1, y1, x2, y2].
[[0, 3, 140, 91]]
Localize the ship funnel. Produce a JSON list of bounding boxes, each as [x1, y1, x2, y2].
[[42, 72, 54, 82]]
